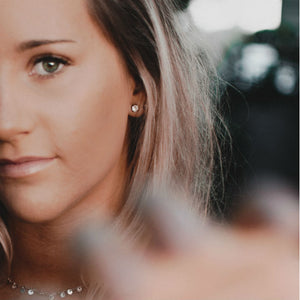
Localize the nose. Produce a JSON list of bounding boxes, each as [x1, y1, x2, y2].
[[0, 72, 33, 143]]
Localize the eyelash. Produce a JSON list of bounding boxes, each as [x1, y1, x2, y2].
[[29, 54, 71, 79]]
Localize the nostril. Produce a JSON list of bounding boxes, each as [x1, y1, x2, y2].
[[0, 128, 30, 144]]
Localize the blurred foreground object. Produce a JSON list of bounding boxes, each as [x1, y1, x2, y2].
[[76, 188, 298, 300]]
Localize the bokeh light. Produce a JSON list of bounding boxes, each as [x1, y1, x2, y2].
[[189, 0, 283, 33]]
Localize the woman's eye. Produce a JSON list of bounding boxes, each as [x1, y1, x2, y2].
[[30, 56, 70, 78]]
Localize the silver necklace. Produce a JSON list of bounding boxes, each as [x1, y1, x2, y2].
[[7, 278, 84, 300]]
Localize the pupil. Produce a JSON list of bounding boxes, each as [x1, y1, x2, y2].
[[43, 61, 58, 73]]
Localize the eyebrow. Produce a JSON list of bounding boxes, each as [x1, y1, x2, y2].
[[17, 39, 76, 52]]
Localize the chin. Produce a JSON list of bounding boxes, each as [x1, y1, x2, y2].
[[7, 204, 66, 224], [0, 191, 72, 224]]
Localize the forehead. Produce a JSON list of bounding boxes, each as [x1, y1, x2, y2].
[[0, 0, 95, 42]]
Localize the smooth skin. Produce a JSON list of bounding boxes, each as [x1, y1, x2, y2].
[[0, 0, 143, 296]]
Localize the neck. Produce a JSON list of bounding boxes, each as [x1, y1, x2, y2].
[[9, 218, 82, 290]]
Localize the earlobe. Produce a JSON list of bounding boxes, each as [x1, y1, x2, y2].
[[128, 87, 146, 117]]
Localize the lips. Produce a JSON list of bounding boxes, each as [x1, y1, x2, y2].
[[0, 156, 56, 178]]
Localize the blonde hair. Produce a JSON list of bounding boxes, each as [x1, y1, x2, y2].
[[87, 0, 219, 215], [0, 0, 220, 296]]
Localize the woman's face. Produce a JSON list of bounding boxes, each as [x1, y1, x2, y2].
[[0, 0, 142, 223]]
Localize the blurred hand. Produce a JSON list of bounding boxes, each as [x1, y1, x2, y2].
[[78, 188, 298, 300]]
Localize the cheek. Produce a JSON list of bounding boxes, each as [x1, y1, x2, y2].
[[43, 67, 131, 210], [53, 71, 130, 178], [62, 96, 128, 173]]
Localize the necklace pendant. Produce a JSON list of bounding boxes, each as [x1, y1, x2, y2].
[[49, 295, 56, 300]]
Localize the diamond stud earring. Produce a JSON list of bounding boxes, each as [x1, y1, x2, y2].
[[131, 104, 139, 113]]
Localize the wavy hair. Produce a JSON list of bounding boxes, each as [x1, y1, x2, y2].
[[0, 0, 220, 297]]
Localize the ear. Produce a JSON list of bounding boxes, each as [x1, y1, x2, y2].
[[128, 83, 146, 117]]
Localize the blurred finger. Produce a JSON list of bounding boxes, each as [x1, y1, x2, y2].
[[75, 224, 148, 300], [140, 188, 208, 253]]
